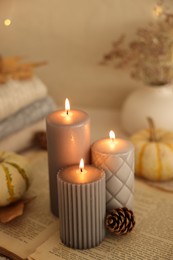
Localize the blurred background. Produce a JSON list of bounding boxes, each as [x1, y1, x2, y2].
[[0, 0, 169, 109]]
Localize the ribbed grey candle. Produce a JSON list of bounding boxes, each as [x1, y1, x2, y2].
[[46, 109, 90, 217], [57, 165, 106, 249]]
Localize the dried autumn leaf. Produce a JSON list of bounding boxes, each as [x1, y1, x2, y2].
[[0, 197, 36, 224], [18, 61, 48, 69], [0, 74, 7, 84], [0, 56, 47, 83], [0, 201, 24, 223], [0, 56, 23, 73], [12, 69, 33, 81]]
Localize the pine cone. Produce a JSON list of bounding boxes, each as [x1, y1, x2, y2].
[[33, 131, 47, 150], [105, 207, 135, 236]]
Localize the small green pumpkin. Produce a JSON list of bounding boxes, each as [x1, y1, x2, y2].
[[0, 151, 30, 206]]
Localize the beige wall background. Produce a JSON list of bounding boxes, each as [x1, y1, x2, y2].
[[0, 0, 171, 109]]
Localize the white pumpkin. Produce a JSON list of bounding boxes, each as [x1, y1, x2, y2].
[[131, 118, 173, 181], [0, 151, 30, 206]]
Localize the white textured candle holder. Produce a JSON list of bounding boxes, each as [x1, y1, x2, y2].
[[57, 168, 106, 249], [92, 144, 134, 210]]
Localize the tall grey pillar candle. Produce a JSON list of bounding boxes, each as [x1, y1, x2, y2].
[[91, 131, 134, 210], [46, 101, 90, 216], [57, 162, 106, 249]]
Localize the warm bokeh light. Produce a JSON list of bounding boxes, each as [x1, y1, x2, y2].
[[109, 130, 115, 141], [65, 98, 70, 115], [4, 19, 12, 26], [79, 158, 84, 172], [153, 4, 163, 17]]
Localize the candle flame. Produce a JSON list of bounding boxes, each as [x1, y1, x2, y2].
[[65, 98, 70, 115], [79, 158, 84, 173], [109, 130, 115, 141]]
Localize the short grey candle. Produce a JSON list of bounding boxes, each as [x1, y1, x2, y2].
[[57, 159, 106, 249], [91, 131, 134, 210], [46, 99, 90, 216]]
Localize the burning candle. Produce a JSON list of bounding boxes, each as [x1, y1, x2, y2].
[[57, 159, 106, 249], [46, 99, 90, 216], [91, 131, 134, 210]]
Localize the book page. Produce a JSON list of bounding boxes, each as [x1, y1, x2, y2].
[[0, 151, 59, 260], [29, 180, 173, 260]]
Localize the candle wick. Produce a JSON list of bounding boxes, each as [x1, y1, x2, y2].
[[80, 168, 83, 173], [66, 110, 69, 116]]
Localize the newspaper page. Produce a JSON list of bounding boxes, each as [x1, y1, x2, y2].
[[0, 151, 58, 259], [29, 180, 173, 260]]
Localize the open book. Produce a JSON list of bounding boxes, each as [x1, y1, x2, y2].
[[0, 150, 173, 260]]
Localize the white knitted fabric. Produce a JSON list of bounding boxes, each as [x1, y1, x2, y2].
[[0, 77, 47, 120]]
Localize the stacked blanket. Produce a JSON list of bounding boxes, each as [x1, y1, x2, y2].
[[0, 77, 56, 152]]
